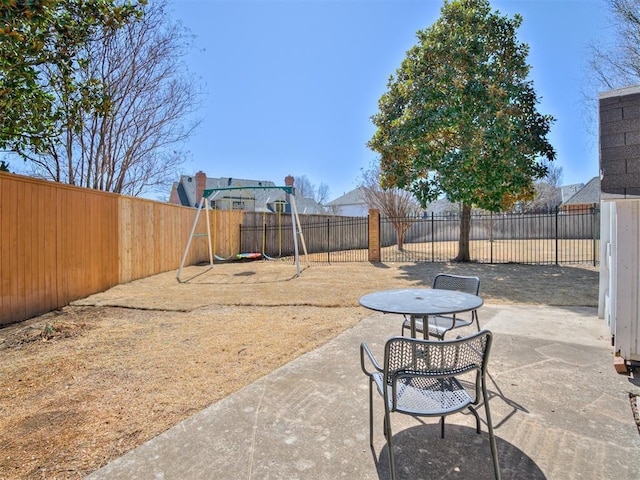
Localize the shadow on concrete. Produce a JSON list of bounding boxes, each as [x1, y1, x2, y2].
[[372, 424, 546, 480], [176, 265, 214, 283], [393, 263, 599, 305], [628, 373, 640, 388], [486, 371, 529, 429], [369, 262, 392, 269], [179, 267, 302, 284]]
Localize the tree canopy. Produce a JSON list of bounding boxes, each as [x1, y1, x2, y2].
[[0, 0, 144, 153], [1, 0, 199, 197], [368, 0, 556, 261]]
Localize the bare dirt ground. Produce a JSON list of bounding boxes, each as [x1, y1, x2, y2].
[[0, 261, 599, 479]]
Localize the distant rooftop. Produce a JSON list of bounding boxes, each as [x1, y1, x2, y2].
[[562, 177, 600, 206]]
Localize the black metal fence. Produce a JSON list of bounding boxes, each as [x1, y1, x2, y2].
[[240, 213, 369, 262], [240, 205, 600, 265], [381, 205, 599, 265]]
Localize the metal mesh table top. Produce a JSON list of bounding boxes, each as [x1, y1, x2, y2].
[[359, 288, 483, 317]]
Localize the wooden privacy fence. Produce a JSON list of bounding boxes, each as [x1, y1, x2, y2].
[[0, 172, 241, 326]]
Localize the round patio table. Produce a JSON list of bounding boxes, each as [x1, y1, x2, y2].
[[359, 288, 483, 339]]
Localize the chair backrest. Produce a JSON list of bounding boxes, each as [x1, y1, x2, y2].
[[433, 273, 480, 296], [383, 330, 492, 395]]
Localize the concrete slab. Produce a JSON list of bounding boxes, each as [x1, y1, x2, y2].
[[86, 305, 640, 480]]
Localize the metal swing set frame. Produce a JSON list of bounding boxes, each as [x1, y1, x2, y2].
[[177, 185, 308, 281]]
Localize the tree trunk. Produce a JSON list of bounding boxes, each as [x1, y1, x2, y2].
[[396, 228, 404, 251], [454, 203, 472, 262]]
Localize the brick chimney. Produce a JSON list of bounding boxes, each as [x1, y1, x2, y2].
[[195, 171, 207, 206], [169, 185, 180, 205], [284, 175, 294, 203], [284, 175, 294, 188]]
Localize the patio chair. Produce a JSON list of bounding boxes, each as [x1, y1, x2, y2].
[[402, 273, 481, 339], [360, 330, 500, 480]]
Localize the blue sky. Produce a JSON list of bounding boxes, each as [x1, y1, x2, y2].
[[170, 0, 612, 202]]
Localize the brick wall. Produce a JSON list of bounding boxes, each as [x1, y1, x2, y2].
[[600, 85, 640, 196]]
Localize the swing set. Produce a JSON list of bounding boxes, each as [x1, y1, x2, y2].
[[177, 185, 308, 281]]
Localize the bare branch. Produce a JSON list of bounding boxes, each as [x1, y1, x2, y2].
[[360, 161, 421, 250], [21, 0, 202, 197]]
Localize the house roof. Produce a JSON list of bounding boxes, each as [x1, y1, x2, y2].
[[205, 178, 284, 212], [327, 187, 367, 207], [561, 176, 600, 206], [172, 174, 325, 214], [295, 196, 326, 214], [172, 181, 190, 206], [424, 198, 459, 215], [175, 175, 281, 209], [559, 183, 584, 202]]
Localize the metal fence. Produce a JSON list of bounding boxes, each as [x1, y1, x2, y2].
[[240, 205, 600, 265], [240, 214, 369, 262], [381, 205, 600, 265]]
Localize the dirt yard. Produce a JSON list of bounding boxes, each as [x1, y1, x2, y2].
[[0, 261, 600, 479]]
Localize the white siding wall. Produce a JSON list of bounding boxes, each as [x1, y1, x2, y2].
[[600, 199, 640, 362]]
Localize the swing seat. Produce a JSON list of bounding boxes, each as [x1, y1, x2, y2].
[[235, 252, 263, 261], [214, 253, 262, 262]]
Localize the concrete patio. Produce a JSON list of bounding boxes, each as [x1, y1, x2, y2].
[[87, 304, 640, 480]]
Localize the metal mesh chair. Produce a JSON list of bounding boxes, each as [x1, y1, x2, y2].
[[360, 330, 500, 480], [402, 273, 481, 339]]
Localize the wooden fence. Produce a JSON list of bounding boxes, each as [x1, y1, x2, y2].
[[0, 172, 241, 326]]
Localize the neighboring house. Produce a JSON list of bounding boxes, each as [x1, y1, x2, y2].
[[560, 176, 601, 212], [326, 187, 369, 216], [423, 198, 460, 216], [169, 171, 325, 214], [327, 188, 463, 217], [326, 180, 600, 217], [560, 183, 584, 203], [294, 195, 326, 215]]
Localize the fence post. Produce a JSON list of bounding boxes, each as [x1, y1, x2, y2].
[[368, 209, 381, 262], [490, 212, 494, 264], [592, 203, 597, 267], [555, 206, 559, 266], [431, 212, 435, 262], [327, 218, 330, 264]]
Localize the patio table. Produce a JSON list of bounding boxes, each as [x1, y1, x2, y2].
[[359, 288, 483, 339]]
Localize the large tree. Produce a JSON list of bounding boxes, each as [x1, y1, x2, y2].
[[517, 161, 563, 213], [1, 0, 199, 197], [294, 174, 331, 205], [368, 0, 555, 261], [0, 0, 144, 154]]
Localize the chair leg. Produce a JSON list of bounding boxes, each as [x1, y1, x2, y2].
[[369, 378, 374, 448], [384, 410, 396, 480], [482, 382, 501, 480], [401, 315, 410, 337], [440, 416, 445, 438], [468, 405, 481, 434]]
